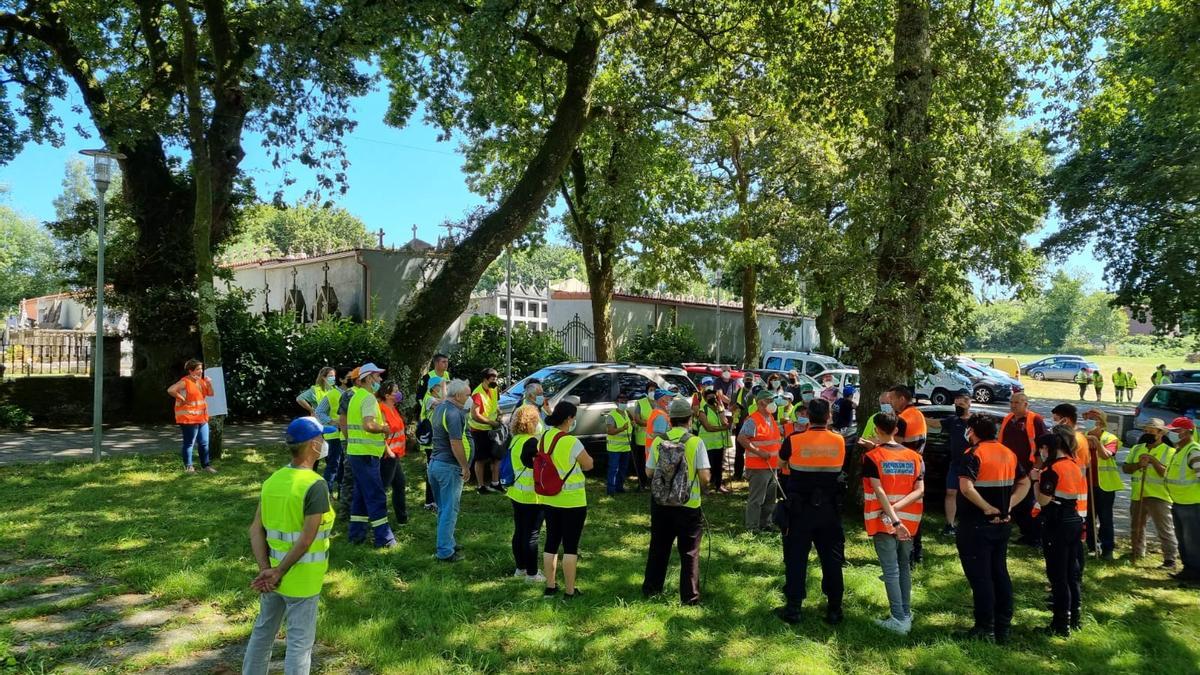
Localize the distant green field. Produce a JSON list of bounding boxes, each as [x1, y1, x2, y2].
[[968, 352, 1191, 404]]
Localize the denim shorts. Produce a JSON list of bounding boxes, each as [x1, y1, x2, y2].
[[945, 461, 962, 491]]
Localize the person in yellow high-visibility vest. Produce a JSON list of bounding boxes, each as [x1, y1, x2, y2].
[[468, 368, 504, 494], [1083, 408, 1123, 560], [243, 416, 336, 674]]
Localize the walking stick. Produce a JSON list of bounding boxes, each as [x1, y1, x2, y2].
[[1086, 435, 1099, 559]]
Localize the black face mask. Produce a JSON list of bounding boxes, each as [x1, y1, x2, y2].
[[487, 380, 497, 388], [705, 396, 717, 406], [954, 405, 967, 417]]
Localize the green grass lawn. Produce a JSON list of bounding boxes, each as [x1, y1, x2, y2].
[[2, 450, 1198, 674], [969, 352, 1193, 404]]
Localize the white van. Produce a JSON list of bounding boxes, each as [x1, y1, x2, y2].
[[915, 365, 973, 404], [762, 350, 844, 379]]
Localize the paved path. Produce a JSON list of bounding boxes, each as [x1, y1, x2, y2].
[[0, 421, 280, 466]]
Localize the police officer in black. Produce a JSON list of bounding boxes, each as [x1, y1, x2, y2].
[[774, 399, 846, 625]]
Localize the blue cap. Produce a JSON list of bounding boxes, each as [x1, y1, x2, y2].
[[843, 385, 857, 397], [428, 375, 444, 388], [286, 416, 337, 444], [654, 388, 675, 400], [700, 376, 714, 385]]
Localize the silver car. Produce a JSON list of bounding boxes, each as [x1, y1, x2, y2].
[[1026, 357, 1100, 382], [1126, 384, 1200, 446], [499, 362, 698, 449]]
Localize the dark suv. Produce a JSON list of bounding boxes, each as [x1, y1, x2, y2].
[[1129, 384, 1200, 446]]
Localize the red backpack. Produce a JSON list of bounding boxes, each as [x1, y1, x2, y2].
[[533, 430, 574, 496]]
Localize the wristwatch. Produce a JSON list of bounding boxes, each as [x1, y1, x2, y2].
[[881, 514, 895, 526]]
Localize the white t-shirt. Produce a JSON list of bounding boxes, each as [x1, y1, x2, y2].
[[567, 437, 587, 464]]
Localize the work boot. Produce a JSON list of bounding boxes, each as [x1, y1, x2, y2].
[[774, 605, 802, 625], [823, 604, 844, 625], [994, 625, 1011, 645], [965, 625, 994, 641]]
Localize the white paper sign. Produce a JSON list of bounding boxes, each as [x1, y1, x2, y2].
[[205, 366, 229, 417]]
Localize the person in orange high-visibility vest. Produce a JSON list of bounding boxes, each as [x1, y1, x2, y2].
[[738, 390, 783, 533], [1001, 393, 1048, 547], [862, 412, 924, 635], [645, 389, 674, 450], [166, 359, 215, 474], [377, 381, 409, 526], [775, 398, 846, 626], [956, 414, 1031, 645], [1030, 428, 1088, 636]]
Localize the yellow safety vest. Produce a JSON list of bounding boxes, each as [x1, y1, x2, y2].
[[345, 387, 384, 457], [1095, 431, 1125, 492], [506, 433, 539, 505], [607, 408, 632, 453], [311, 386, 342, 441], [695, 404, 727, 450], [1167, 440, 1200, 505], [634, 397, 653, 445], [650, 426, 703, 509], [260, 466, 334, 598], [1128, 443, 1175, 502], [467, 383, 499, 432], [539, 428, 587, 508]]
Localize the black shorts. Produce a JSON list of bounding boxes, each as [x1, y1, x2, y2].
[[544, 505, 588, 555], [470, 429, 496, 464]]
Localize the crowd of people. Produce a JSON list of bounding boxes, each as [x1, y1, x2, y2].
[[1072, 363, 1178, 403], [156, 356, 1200, 673]]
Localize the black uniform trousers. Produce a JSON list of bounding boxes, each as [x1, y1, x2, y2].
[[642, 502, 704, 604], [782, 500, 845, 611], [956, 521, 1014, 633], [1042, 511, 1084, 626], [629, 440, 649, 488], [1012, 483, 1042, 543]]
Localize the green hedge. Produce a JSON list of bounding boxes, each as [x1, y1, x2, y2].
[[616, 326, 705, 366]]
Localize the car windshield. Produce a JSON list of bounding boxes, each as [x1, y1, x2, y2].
[[501, 367, 577, 404], [958, 362, 987, 377]]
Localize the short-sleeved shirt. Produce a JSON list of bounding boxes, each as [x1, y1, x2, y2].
[[713, 379, 736, 399], [431, 400, 467, 464], [647, 433, 711, 472], [957, 443, 1027, 524], [288, 464, 331, 515], [897, 406, 927, 452], [314, 396, 333, 426], [337, 386, 354, 417], [297, 387, 319, 407], [944, 416, 970, 466], [652, 414, 670, 436], [358, 392, 380, 422]]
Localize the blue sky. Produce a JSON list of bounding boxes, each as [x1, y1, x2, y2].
[[0, 83, 1095, 293]]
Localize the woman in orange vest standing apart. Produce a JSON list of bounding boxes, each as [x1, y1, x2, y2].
[[862, 412, 924, 635], [376, 381, 409, 526], [1030, 428, 1088, 636], [167, 359, 215, 474]]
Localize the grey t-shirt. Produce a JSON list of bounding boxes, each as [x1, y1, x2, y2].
[[289, 465, 331, 515], [431, 399, 467, 464]]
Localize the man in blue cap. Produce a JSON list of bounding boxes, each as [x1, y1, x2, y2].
[[243, 416, 336, 674], [344, 363, 396, 548]]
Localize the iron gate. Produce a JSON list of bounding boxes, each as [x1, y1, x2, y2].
[[555, 313, 595, 361]]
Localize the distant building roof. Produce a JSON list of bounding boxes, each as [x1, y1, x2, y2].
[[550, 280, 809, 319]]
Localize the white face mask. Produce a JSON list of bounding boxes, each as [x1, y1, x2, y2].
[[721, 373, 731, 381], [766, 402, 778, 414], [1081, 420, 1097, 431], [568, 418, 577, 433], [462, 398, 473, 412], [1168, 431, 1180, 444], [318, 440, 329, 460], [879, 403, 894, 413]]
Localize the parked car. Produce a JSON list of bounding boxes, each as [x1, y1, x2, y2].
[[762, 350, 845, 378], [1127, 384, 1200, 446], [913, 403, 1007, 498], [681, 362, 746, 388], [814, 368, 861, 403], [1167, 369, 1200, 385], [1025, 357, 1100, 382], [748, 368, 822, 394], [950, 358, 1017, 403], [970, 355, 1022, 380], [498, 363, 697, 456], [915, 365, 974, 404]]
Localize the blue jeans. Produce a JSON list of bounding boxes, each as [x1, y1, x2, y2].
[[428, 460, 464, 559], [347, 455, 395, 547], [241, 592, 318, 675], [607, 451, 629, 495], [872, 533, 914, 620], [1174, 503, 1200, 576], [179, 423, 210, 468], [322, 438, 345, 492]]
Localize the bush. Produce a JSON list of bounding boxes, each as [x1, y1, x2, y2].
[[451, 315, 569, 385], [1115, 334, 1192, 358], [616, 326, 705, 366], [217, 290, 392, 418], [0, 404, 32, 430]]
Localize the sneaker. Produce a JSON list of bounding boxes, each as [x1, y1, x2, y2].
[[774, 606, 802, 624], [965, 625, 994, 641], [525, 572, 547, 583], [543, 586, 559, 599], [477, 486, 490, 496], [203, 466, 218, 474], [184, 465, 196, 473], [564, 589, 582, 600], [423, 503, 437, 512], [824, 606, 843, 625], [942, 524, 956, 536], [513, 569, 526, 578], [1100, 551, 1114, 562], [436, 551, 464, 563], [375, 539, 397, 549], [489, 483, 503, 493], [874, 615, 911, 635]]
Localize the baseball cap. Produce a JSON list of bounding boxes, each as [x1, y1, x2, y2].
[[1142, 417, 1169, 432], [286, 416, 337, 444], [668, 398, 693, 417], [358, 362, 385, 378], [754, 389, 774, 402], [1167, 417, 1195, 431], [653, 388, 675, 400], [428, 375, 444, 388], [700, 376, 714, 385], [347, 367, 360, 381]]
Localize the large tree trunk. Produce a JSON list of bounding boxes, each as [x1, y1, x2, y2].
[[561, 147, 618, 361], [390, 23, 603, 390], [816, 301, 835, 354], [840, 0, 935, 514], [586, 256, 615, 361]]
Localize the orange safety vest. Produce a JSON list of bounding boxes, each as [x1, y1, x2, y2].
[[1033, 456, 1088, 520], [863, 443, 924, 536], [645, 408, 669, 459], [743, 411, 783, 470], [785, 428, 845, 477], [1072, 430, 1090, 478], [970, 440, 1018, 492], [174, 377, 210, 424], [380, 405, 407, 458], [1002, 411, 1040, 464]]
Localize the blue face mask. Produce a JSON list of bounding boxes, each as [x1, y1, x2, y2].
[[371, 381, 380, 393], [796, 417, 810, 427], [534, 395, 545, 406], [325, 376, 336, 386], [879, 403, 894, 413]]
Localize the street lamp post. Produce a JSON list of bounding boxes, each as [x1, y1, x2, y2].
[[715, 268, 723, 365], [81, 149, 125, 463]]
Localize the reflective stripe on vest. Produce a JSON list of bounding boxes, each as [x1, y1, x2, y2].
[[1129, 443, 1174, 502], [862, 443, 923, 536], [1049, 456, 1089, 519], [322, 387, 342, 440], [744, 411, 782, 470], [650, 427, 703, 508], [1166, 442, 1200, 505], [540, 429, 586, 508], [785, 429, 845, 473], [696, 405, 728, 450], [345, 387, 384, 457], [1095, 431, 1124, 492], [468, 384, 499, 431], [607, 409, 632, 453], [260, 466, 334, 597], [507, 433, 538, 505]]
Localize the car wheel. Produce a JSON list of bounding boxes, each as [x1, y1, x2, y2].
[[931, 389, 950, 405], [1032, 371, 1045, 380], [974, 386, 994, 403]]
